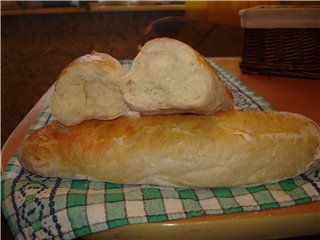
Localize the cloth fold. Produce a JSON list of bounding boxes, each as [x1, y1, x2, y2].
[[2, 60, 319, 240]]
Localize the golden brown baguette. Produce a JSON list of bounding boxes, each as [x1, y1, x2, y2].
[[19, 111, 320, 188]]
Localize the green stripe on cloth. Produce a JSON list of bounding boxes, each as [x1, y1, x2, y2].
[[210, 61, 274, 111], [2, 60, 319, 240]]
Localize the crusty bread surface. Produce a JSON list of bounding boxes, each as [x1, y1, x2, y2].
[[19, 111, 320, 188], [49, 51, 129, 126], [121, 38, 233, 115]]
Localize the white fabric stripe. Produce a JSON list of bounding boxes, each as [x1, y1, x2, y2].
[[86, 203, 107, 225]]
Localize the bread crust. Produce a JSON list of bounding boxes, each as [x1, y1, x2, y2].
[[19, 111, 320, 188]]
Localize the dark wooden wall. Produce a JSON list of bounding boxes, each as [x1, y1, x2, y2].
[[1, 10, 183, 145]]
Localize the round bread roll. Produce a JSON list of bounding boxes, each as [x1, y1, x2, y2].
[[50, 51, 129, 126], [121, 38, 233, 115]]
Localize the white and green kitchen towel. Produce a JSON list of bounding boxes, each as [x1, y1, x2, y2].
[[2, 60, 319, 239]]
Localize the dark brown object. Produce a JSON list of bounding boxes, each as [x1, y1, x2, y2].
[[240, 28, 320, 79], [141, 16, 243, 57]]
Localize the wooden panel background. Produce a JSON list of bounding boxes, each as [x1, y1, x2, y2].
[[185, 1, 320, 27], [1, 10, 183, 146]]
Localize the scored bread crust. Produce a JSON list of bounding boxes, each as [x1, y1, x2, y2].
[[121, 38, 233, 115], [19, 111, 320, 188], [49, 51, 129, 126]]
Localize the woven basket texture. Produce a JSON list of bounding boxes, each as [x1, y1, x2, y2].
[[240, 28, 320, 79]]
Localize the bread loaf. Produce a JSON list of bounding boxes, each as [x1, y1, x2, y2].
[[19, 111, 320, 188], [49, 51, 129, 126], [121, 38, 233, 115]]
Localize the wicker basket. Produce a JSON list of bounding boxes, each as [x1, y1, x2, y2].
[[239, 6, 320, 79]]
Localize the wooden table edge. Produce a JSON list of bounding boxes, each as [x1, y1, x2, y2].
[[1, 85, 54, 169]]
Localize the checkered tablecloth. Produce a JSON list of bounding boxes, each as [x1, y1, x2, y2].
[[2, 60, 319, 240]]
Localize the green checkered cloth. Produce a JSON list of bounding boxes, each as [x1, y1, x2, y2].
[[2, 60, 319, 240]]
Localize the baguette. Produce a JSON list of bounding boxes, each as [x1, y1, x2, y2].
[[121, 38, 233, 115], [19, 111, 320, 188], [49, 51, 129, 126]]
